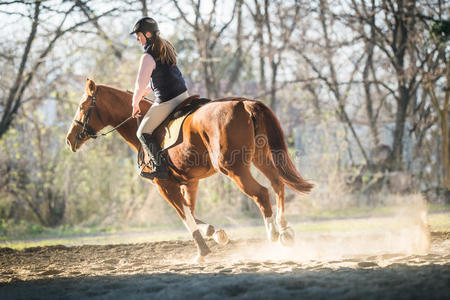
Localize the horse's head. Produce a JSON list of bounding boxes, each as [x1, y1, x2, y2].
[[66, 78, 108, 152]]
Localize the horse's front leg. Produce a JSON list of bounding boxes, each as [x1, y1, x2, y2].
[[194, 218, 229, 245], [182, 206, 211, 262], [155, 179, 211, 262], [181, 181, 229, 245]]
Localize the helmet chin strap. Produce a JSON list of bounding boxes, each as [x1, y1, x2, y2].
[[144, 34, 156, 50]]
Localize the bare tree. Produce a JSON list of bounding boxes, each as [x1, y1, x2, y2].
[[247, 0, 266, 92], [140, 0, 149, 15], [423, 17, 449, 189], [246, 0, 301, 111], [301, 0, 447, 175], [0, 0, 117, 140], [74, 0, 124, 59], [347, 0, 440, 170], [172, 0, 243, 98], [359, 0, 381, 148], [293, 0, 371, 165]]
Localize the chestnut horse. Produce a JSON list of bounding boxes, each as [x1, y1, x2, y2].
[[66, 79, 313, 262]]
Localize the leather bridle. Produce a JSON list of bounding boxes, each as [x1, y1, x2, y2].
[[72, 88, 104, 142], [72, 88, 133, 148]]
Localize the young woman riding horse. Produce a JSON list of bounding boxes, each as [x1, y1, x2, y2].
[[66, 18, 313, 263], [131, 17, 188, 180]]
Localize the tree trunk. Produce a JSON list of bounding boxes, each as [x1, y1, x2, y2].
[[428, 64, 450, 189], [269, 61, 278, 111], [441, 59, 450, 189], [441, 106, 449, 189], [141, 0, 148, 16], [258, 35, 266, 93], [225, 0, 243, 94], [390, 88, 410, 170], [0, 1, 40, 140], [387, 0, 415, 171], [363, 0, 380, 149]]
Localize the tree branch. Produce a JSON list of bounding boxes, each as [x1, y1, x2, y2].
[[0, 1, 40, 135]]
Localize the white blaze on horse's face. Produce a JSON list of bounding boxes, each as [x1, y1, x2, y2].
[[70, 93, 88, 125], [74, 93, 87, 117], [66, 93, 89, 152], [72, 106, 82, 127]]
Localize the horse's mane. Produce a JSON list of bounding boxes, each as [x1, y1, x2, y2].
[[97, 84, 131, 99], [97, 84, 154, 109]]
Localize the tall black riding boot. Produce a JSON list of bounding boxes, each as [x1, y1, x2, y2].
[[140, 133, 168, 180]]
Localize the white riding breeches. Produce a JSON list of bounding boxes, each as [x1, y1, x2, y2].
[[136, 91, 189, 138]]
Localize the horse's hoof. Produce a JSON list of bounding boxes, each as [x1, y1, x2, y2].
[[268, 229, 280, 242], [194, 254, 206, 264], [213, 229, 229, 245], [279, 226, 295, 247], [265, 216, 280, 242]]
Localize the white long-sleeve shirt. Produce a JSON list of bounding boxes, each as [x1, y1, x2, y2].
[[132, 53, 156, 106]]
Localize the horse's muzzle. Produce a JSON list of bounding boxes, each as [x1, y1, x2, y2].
[[66, 136, 76, 152]]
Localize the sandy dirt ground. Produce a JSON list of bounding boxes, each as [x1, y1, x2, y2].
[[0, 218, 449, 300]]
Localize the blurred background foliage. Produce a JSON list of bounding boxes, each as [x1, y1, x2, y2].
[[0, 0, 448, 239]]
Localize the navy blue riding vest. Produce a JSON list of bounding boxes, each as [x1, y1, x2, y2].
[[144, 44, 187, 104]]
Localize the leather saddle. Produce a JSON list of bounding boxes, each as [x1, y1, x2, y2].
[[137, 95, 211, 170]]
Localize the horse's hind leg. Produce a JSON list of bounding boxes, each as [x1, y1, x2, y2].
[[211, 101, 277, 242], [253, 149, 295, 247], [181, 181, 229, 245]]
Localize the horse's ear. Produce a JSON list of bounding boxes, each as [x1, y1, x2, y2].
[[85, 78, 96, 96]]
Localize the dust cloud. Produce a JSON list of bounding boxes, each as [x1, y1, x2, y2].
[[218, 194, 431, 264]]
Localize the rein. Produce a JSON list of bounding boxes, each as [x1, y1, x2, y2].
[[73, 89, 133, 143]]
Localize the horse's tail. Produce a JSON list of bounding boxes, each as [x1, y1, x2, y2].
[[245, 101, 314, 194]]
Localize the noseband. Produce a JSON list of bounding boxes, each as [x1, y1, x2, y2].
[[73, 89, 105, 142]]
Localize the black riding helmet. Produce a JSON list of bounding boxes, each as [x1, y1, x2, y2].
[[130, 17, 159, 35]]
